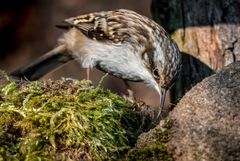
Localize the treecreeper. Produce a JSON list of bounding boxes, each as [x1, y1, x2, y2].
[[11, 9, 182, 120]]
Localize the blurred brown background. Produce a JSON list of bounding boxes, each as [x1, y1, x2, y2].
[[0, 0, 167, 107]]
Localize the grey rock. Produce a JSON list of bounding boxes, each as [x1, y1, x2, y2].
[[167, 61, 240, 161]]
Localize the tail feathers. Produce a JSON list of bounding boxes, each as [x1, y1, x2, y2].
[[11, 44, 73, 81], [56, 24, 72, 30]]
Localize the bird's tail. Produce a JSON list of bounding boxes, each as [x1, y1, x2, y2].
[[11, 44, 73, 81]]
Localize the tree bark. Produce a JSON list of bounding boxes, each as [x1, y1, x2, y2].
[[151, 0, 240, 103]]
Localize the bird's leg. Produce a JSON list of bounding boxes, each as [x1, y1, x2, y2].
[[123, 80, 135, 101], [86, 68, 90, 80]]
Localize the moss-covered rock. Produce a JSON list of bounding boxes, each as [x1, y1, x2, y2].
[[0, 76, 152, 161], [124, 119, 173, 161]]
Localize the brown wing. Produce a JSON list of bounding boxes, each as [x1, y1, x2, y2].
[[63, 9, 148, 44], [64, 12, 112, 42], [63, 9, 168, 45]]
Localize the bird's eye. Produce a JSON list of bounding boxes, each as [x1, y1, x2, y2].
[[153, 68, 160, 79]]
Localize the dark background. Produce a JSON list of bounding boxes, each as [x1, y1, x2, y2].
[[0, 0, 167, 107]]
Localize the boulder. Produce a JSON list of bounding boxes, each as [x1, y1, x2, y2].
[[167, 61, 240, 161]]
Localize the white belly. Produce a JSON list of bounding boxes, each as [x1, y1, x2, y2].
[[60, 28, 152, 82]]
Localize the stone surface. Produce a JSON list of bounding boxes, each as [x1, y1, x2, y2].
[[167, 61, 240, 161]]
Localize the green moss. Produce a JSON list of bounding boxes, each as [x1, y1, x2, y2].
[[171, 29, 185, 51], [125, 145, 172, 161], [124, 119, 173, 161], [0, 78, 151, 161]]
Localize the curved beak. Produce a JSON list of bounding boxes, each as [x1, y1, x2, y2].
[[151, 80, 167, 120], [155, 85, 166, 119]]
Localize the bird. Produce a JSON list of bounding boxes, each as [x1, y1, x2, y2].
[[11, 9, 182, 119]]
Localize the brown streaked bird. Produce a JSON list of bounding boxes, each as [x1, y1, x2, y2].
[[11, 9, 182, 119]]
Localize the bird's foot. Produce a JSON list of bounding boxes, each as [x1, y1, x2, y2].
[[123, 88, 135, 102]]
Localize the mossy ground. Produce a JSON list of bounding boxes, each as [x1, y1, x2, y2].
[[124, 119, 173, 161], [0, 77, 152, 161]]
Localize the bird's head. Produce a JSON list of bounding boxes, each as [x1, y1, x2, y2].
[[145, 37, 181, 118]]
